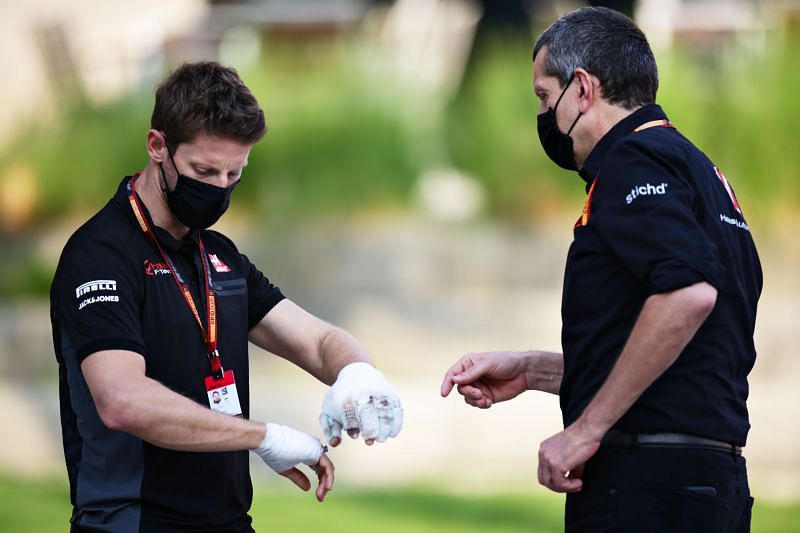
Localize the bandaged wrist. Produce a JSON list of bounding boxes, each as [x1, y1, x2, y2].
[[336, 362, 387, 385], [252, 423, 324, 474]]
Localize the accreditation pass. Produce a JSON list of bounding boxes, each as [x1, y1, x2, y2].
[[205, 370, 243, 417]]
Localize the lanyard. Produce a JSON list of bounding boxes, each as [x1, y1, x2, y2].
[[633, 119, 673, 133], [576, 119, 674, 228], [128, 174, 224, 379]]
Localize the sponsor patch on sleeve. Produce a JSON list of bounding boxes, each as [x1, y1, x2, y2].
[[75, 279, 119, 310], [625, 182, 669, 205]]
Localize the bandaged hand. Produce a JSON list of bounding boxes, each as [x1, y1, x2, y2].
[[320, 362, 403, 446], [252, 423, 325, 474]]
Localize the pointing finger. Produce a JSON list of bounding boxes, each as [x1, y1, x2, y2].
[[441, 359, 470, 397]]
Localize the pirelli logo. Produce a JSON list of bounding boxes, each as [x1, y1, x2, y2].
[[75, 280, 117, 298]]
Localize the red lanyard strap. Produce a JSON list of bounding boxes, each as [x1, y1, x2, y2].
[[633, 119, 674, 133], [128, 175, 223, 379], [577, 178, 598, 228]]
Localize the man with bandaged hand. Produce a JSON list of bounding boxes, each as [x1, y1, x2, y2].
[[51, 61, 402, 532]]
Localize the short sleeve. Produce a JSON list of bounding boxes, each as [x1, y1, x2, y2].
[[240, 253, 285, 329], [52, 237, 146, 363], [591, 140, 726, 294]]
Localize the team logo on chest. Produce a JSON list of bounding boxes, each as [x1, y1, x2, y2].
[[144, 259, 171, 276], [208, 253, 231, 273], [714, 166, 742, 215]]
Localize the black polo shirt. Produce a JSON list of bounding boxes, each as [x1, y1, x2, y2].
[[50, 176, 285, 532], [560, 104, 762, 446]]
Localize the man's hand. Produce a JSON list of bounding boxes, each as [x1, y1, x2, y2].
[[536, 282, 717, 493], [537, 422, 602, 493], [252, 423, 334, 502], [440, 352, 531, 408], [283, 454, 335, 503], [320, 362, 403, 447]]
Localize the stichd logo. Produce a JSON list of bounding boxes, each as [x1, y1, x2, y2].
[[626, 182, 669, 205]]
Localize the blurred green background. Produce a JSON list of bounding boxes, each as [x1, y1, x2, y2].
[[3, 6, 800, 297], [1, 0, 799, 531]]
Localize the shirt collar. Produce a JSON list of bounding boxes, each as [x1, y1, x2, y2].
[[114, 175, 198, 253], [578, 104, 669, 185]]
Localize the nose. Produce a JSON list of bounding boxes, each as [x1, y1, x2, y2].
[[209, 175, 229, 189], [206, 174, 236, 189]]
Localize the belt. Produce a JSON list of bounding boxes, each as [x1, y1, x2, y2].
[[601, 430, 742, 456]]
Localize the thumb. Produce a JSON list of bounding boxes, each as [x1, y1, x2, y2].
[[280, 467, 311, 492], [562, 477, 584, 493]]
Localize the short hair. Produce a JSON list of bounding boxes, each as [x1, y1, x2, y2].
[[151, 61, 266, 150], [533, 7, 658, 109]]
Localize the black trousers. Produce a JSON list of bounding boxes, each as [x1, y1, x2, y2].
[[565, 446, 753, 532]]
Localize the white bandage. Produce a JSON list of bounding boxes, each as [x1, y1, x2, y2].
[[320, 362, 403, 445], [252, 423, 325, 474]]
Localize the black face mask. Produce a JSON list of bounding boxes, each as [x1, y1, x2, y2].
[[537, 74, 582, 171], [160, 143, 236, 230]]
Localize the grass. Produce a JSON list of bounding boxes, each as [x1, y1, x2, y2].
[[1, 473, 798, 532], [252, 487, 564, 532]]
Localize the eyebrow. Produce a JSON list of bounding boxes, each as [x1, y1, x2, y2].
[[189, 160, 249, 171]]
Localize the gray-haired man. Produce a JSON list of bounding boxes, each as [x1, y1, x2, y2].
[[442, 7, 760, 531]]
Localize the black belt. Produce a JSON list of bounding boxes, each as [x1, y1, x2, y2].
[[601, 430, 742, 456]]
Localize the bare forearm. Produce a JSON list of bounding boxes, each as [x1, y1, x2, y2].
[[575, 282, 717, 438], [100, 376, 266, 452], [523, 351, 564, 395], [248, 300, 373, 385], [317, 327, 373, 385]]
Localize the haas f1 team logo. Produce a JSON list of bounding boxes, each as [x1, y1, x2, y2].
[[714, 166, 742, 215], [144, 259, 171, 276], [208, 253, 231, 273]]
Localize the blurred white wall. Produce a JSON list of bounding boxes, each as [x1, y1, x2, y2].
[[0, 0, 206, 148]]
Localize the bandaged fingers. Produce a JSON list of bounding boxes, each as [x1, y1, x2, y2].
[[319, 413, 344, 447], [319, 362, 404, 446], [354, 394, 403, 443], [343, 401, 361, 439], [321, 395, 403, 446], [320, 403, 360, 447]]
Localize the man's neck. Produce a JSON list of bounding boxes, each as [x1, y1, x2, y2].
[[576, 103, 641, 169], [136, 163, 190, 240]]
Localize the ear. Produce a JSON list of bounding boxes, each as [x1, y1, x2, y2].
[[146, 129, 168, 164], [573, 68, 597, 114]]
